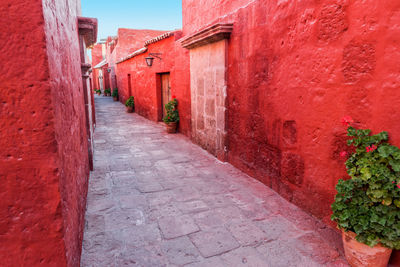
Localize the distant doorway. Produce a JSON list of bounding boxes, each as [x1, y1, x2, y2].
[[160, 73, 171, 119], [98, 70, 104, 91]]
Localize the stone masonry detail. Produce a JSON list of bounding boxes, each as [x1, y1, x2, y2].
[[81, 96, 349, 266]]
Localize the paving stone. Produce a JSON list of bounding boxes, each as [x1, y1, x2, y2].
[[256, 238, 322, 267], [115, 245, 168, 267], [161, 236, 201, 265], [104, 209, 146, 230], [295, 233, 341, 265], [238, 202, 272, 221], [193, 210, 226, 230], [212, 205, 247, 224], [177, 200, 209, 214], [184, 256, 225, 267], [201, 193, 236, 208], [227, 220, 268, 246], [146, 190, 175, 207], [220, 247, 269, 266], [84, 214, 105, 234], [158, 214, 200, 239], [148, 203, 183, 222], [172, 186, 202, 202], [82, 231, 123, 255], [136, 180, 164, 193], [114, 224, 162, 246], [255, 215, 303, 241], [116, 193, 148, 210], [86, 197, 116, 214], [189, 227, 240, 258]]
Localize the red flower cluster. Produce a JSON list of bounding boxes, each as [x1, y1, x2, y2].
[[340, 151, 348, 157], [172, 95, 176, 99], [341, 116, 354, 126], [366, 144, 378, 153], [397, 184, 400, 189]]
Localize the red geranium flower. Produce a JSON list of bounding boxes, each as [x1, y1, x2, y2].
[[340, 151, 348, 157], [172, 95, 176, 99], [341, 116, 354, 126], [397, 184, 400, 189], [366, 144, 378, 153]]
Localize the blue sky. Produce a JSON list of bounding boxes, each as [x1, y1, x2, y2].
[[81, 0, 182, 41]]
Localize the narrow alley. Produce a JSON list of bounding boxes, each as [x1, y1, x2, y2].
[[81, 96, 348, 266]]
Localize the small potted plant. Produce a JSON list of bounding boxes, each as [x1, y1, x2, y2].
[[331, 116, 400, 267], [163, 98, 179, 133], [96, 89, 101, 95], [104, 88, 111, 96], [125, 96, 134, 113], [112, 88, 119, 101]]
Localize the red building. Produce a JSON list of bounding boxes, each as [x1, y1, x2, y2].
[[180, 0, 400, 222], [116, 31, 191, 135], [180, 0, 400, 263], [92, 29, 168, 94], [0, 0, 97, 266]]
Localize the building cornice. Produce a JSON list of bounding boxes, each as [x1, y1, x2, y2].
[[78, 17, 98, 47], [181, 23, 233, 49]]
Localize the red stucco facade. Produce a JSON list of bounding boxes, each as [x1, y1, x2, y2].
[[182, 0, 400, 263], [183, 0, 400, 223], [116, 32, 191, 136], [92, 29, 168, 94], [0, 0, 96, 266]]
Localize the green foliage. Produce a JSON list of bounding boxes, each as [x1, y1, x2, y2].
[[112, 88, 118, 97], [162, 98, 179, 123], [125, 96, 134, 108], [95, 89, 101, 93], [332, 126, 400, 249], [104, 88, 111, 94]]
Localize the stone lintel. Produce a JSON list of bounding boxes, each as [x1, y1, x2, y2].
[[78, 17, 98, 47], [181, 23, 233, 49]]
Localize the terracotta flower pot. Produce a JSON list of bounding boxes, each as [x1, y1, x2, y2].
[[113, 96, 118, 101], [166, 122, 177, 133], [342, 230, 392, 267], [126, 106, 133, 113]]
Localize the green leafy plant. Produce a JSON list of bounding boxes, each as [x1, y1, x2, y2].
[[112, 88, 118, 97], [95, 89, 101, 94], [104, 88, 111, 95], [331, 116, 400, 249], [162, 98, 179, 124], [125, 96, 134, 108]]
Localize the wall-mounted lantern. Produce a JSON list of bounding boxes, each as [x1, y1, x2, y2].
[[145, 53, 162, 67]]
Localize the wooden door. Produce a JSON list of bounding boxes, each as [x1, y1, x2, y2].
[[161, 73, 171, 119]]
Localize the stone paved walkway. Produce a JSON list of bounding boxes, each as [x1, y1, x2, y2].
[[81, 96, 348, 267]]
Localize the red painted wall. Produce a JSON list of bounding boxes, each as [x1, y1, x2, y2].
[[91, 44, 103, 90], [116, 34, 191, 136], [183, 1, 400, 263], [102, 29, 168, 92], [0, 0, 90, 266], [115, 28, 167, 59]]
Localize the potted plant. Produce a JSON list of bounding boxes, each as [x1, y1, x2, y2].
[[125, 96, 134, 113], [163, 98, 179, 133], [331, 116, 400, 267], [112, 88, 119, 101], [95, 89, 101, 95], [104, 88, 111, 96]]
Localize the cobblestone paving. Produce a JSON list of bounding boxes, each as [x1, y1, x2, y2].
[[81, 96, 349, 267]]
